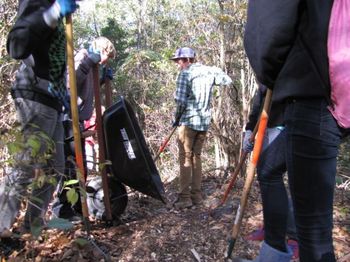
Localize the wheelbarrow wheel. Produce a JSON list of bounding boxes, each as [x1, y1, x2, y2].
[[86, 176, 128, 220]]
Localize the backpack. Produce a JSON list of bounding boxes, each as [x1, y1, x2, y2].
[[327, 0, 350, 129]]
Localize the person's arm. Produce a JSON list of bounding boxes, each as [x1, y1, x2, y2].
[[7, 1, 54, 60], [245, 85, 266, 131], [244, 0, 302, 88], [7, 0, 77, 60], [75, 49, 101, 88], [242, 85, 266, 153], [212, 66, 232, 86], [173, 71, 190, 125]]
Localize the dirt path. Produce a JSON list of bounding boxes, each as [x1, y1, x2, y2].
[[1, 171, 350, 261]]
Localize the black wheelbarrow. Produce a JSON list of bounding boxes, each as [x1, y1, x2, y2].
[[86, 96, 166, 220]]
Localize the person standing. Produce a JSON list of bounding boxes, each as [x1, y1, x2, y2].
[[170, 47, 232, 209], [244, 1, 345, 261], [54, 37, 116, 220], [0, 0, 77, 237], [243, 84, 298, 260]]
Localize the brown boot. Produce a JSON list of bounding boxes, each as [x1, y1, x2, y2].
[[0, 229, 12, 238], [174, 198, 192, 209], [191, 194, 203, 205]]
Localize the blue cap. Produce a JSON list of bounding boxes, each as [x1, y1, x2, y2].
[[170, 47, 196, 60]]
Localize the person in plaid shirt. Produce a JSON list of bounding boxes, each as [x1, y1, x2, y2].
[[171, 47, 232, 209]]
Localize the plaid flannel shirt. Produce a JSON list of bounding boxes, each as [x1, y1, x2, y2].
[[174, 63, 232, 131]]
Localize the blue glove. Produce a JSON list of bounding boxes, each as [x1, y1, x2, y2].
[[106, 68, 114, 80], [57, 0, 78, 17], [243, 130, 254, 153], [88, 52, 101, 64]]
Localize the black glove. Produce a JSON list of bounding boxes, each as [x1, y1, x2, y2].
[[243, 130, 254, 153], [172, 120, 180, 128]]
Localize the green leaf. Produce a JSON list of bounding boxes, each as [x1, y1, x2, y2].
[[66, 188, 79, 206], [48, 176, 57, 186], [47, 218, 74, 230], [31, 224, 43, 239], [27, 136, 41, 157], [29, 195, 44, 205], [36, 173, 46, 188], [7, 142, 23, 155], [63, 179, 79, 187], [30, 218, 44, 238], [74, 238, 89, 248]]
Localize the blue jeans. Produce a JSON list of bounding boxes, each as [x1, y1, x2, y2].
[[257, 128, 296, 253], [284, 98, 342, 262]]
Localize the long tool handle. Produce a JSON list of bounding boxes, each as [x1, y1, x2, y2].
[[65, 14, 91, 234], [153, 126, 178, 162], [211, 122, 259, 212], [92, 66, 113, 221], [226, 88, 272, 259], [154, 108, 186, 162], [104, 78, 112, 108]]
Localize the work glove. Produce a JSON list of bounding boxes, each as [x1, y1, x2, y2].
[[57, 0, 78, 17], [243, 130, 254, 153], [172, 120, 180, 128], [43, 0, 78, 27], [88, 52, 101, 64]]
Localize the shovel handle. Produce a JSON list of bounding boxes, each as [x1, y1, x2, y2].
[[65, 14, 91, 233]]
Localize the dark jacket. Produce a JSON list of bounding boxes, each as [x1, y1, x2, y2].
[[244, 0, 334, 103], [73, 49, 99, 121], [245, 85, 284, 131], [7, 0, 64, 111], [7, 0, 57, 80]]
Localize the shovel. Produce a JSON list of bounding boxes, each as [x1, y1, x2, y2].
[[226, 88, 272, 259], [65, 14, 91, 234]]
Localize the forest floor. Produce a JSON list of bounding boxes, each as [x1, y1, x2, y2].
[[1, 167, 350, 262]]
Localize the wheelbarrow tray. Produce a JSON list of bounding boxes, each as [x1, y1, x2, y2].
[[103, 96, 166, 203]]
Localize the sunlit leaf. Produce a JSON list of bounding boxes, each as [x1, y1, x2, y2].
[[64, 179, 79, 187], [66, 188, 79, 206]]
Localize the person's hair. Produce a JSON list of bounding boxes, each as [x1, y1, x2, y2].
[[91, 37, 116, 59], [177, 57, 195, 63]]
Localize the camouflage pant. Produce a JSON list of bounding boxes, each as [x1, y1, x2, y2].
[[0, 98, 64, 233]]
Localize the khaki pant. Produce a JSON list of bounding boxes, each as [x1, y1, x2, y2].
[[177, 126, 207, 200]]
